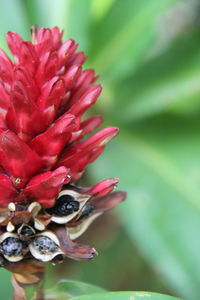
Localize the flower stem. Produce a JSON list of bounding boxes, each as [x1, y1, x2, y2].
[[12, 275, 26, 300], [34, 287, 45, 300], [12, 269, 45, 300]]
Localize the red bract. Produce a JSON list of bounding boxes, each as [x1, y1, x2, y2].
[[0, 27, 120, 205], [0, 27, 126, 281]]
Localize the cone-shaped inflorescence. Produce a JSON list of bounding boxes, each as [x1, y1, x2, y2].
[[0, 26, 126, 284]]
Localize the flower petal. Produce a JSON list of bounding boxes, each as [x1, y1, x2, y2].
[[29, 113, 76, 159], [6, 32, 23, 58], [6, 81, 56, 141], [68, 85, 102, 116], [69, 69, 97, 105], [92, 191, 127, 211], [56, 127, 119, 181], [0, 49, 13, 85], [23, 167, 70, 207], [0, 130, 44, 187], [80, 115, 103, 136], [87, 177, 119, 198], [0, 174, 18, 206]]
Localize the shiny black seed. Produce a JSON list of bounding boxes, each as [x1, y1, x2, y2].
[[1, 237, 23, 256], [33, 236, 58, 254], [20, 225, 34, 237], [46, 195, 80, 216], [78, 204, 94, 221]]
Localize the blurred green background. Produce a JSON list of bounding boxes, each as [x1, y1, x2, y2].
[[1, 0, 200, 299]]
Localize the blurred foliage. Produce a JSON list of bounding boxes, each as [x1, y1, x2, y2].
[[0, 0, 200, 299], [45, 284, 183, 300], [70, 292, 182, 300], [44, 280, 106, 299]]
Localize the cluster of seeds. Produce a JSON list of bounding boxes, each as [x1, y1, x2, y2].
[[0, 188, 95, 263]]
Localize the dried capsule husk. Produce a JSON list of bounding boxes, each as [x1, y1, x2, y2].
[[54, 225, 98, 261], [67, 203, 101, 240], [67, 191, 127, 240], [0, 201, 53, 236], [28, 202, 47, 231], [67, 212, 101, 240], [6, 259, 45, 286], [6, 222, 15, 232]]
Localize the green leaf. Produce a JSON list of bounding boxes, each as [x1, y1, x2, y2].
[[89, 0, 177, 81], [88, 116, 200, 300], [54, 280, 105, 297], [45, 280, 105, 299], [72, 291, 183, 300], [112, 31, 200, 121]]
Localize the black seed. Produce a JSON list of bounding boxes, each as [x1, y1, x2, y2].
[[78, 204, 94, 221], [1, 237, 23, 256], [46, 194, 80, 216], [20, 225, 35, 237], [33, 236, 58, 254]]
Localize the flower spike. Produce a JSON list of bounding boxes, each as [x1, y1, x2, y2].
[[0, 27, 126, 284]]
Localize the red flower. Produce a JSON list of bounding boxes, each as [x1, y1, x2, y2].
[[0, 27, 126, 281]]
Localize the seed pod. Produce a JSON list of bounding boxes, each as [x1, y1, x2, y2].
[[18, 224, 35, 238], [0, 233, 25, 262], [46, 189, 90, 224], [29, 231, 63, 262], [46, 194, 80, 216]]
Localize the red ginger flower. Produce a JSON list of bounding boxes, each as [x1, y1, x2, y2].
[[0, 26, 126, 283]]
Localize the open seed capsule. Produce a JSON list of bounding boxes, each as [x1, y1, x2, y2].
[[18, 224, 36, 237], [29, 231, 63, 262], [46, 189, 90, 224], [0, 233, 25, 262]]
